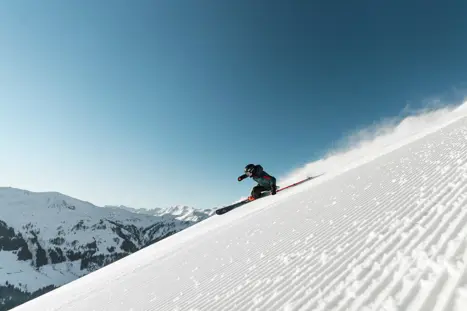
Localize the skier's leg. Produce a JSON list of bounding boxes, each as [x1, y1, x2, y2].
[[251, 185, 267, 199]]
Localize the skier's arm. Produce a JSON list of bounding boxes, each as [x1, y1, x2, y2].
[[238, 174, 248, 181]]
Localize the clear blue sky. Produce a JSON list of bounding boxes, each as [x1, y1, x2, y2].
[[1, 0, 466, 209]]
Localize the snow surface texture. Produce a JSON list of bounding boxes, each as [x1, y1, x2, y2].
[[12, 102, 467, 311]]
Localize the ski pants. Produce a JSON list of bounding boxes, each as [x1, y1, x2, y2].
[[251, 185, 269, 199]]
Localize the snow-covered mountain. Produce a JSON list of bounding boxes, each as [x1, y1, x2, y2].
[[0, 189, 213, 310], [104, 204, 215, 222], [10, 104, 467, 311]]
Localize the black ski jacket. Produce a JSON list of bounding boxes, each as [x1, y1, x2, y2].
[[238, 165, 276, 189]]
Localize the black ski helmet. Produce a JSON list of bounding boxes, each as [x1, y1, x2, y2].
[[245, 164, 256, 174]]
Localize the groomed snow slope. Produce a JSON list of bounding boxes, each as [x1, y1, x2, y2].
[[13, 111, 467, 311]]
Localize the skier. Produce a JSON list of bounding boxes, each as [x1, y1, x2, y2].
[[238, 164, 277, 201]]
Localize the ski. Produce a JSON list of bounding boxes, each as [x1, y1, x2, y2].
[[215, 175, 322, 215], [214, 199, 251, 215]]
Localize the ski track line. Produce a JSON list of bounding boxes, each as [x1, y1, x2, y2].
[[365, 197, 467, 311], [338, 159, 467, 310], [156, 120, 467, 311], [414, 205, 467, 311], [312, 130, 467, 311], [432, 229, 467, 311], [364, 128, 467, 311], [357, 187, 467, 311], [330, 127, 467, 311], [258, 124, 465, 311], [380, 203, 466, 311], [268, 142, 467, 307]]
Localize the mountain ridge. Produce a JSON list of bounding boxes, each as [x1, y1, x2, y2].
[[0, 187, 213, 310]]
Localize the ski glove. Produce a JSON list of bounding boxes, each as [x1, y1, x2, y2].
[[271, 185, 277, 195], [238, 174, 247, 182]]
